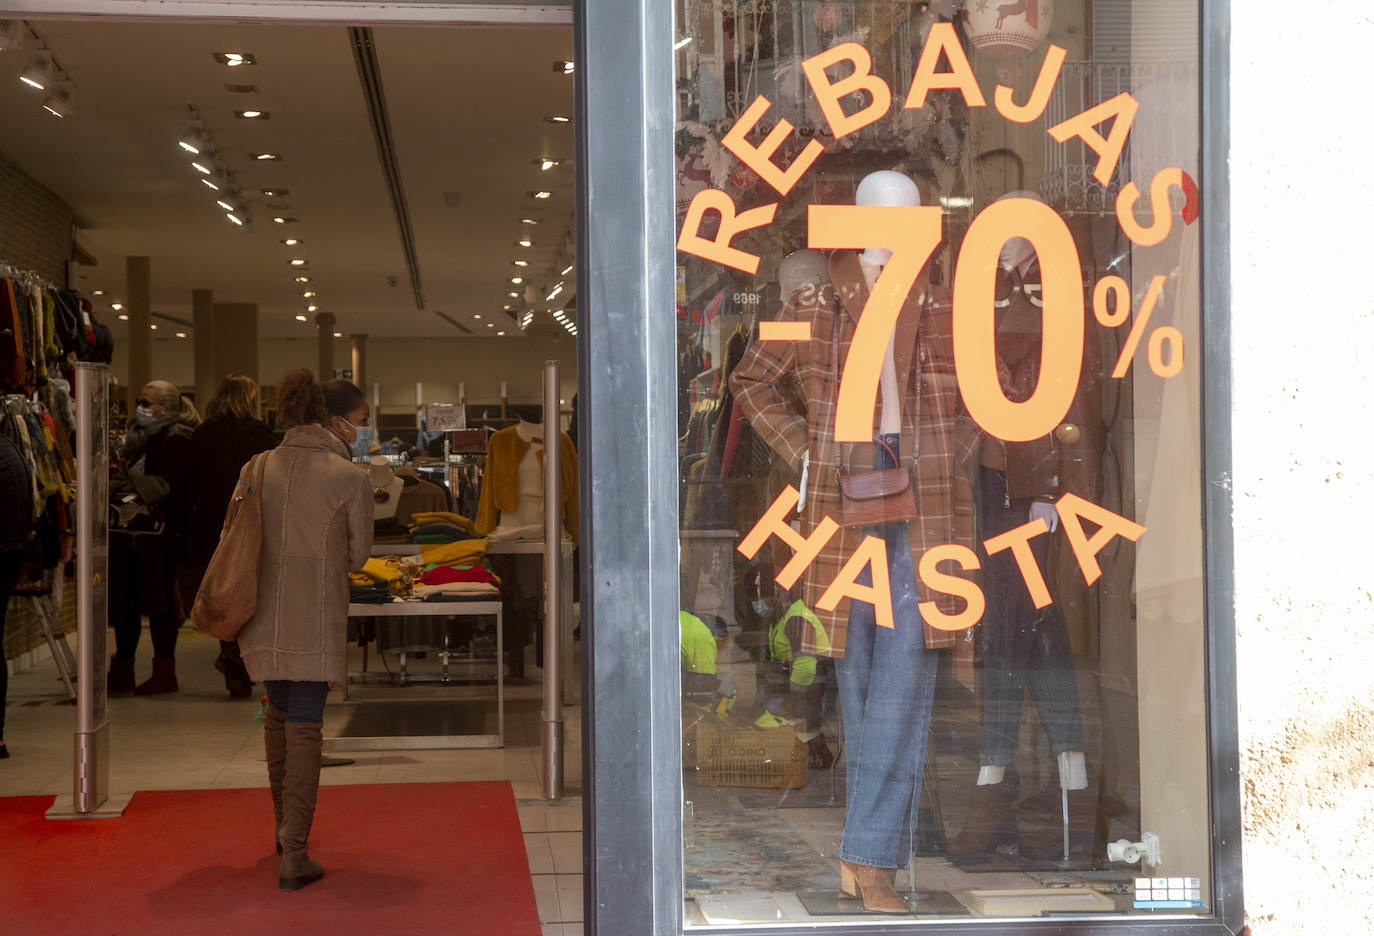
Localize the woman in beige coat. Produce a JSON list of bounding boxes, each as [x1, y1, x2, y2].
[[234, 369, 373, 891]]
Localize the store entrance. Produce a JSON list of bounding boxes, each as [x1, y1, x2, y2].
[[0, 10, 583, 931]]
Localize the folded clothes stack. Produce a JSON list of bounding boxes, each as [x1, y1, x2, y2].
[[348, 555, 421, 597], [407, 510, 481, 544], [412, 537, 499, 600]]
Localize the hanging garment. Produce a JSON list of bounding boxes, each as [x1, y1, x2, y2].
[[0, 280, 30, 394], [474, 426, 578, 541]]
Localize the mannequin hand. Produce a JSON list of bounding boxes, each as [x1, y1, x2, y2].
[[1030, 500, 1058, 533]]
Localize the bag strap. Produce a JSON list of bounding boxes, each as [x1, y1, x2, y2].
[[831, 300, 910, 476], [247, 450, 271, 494]]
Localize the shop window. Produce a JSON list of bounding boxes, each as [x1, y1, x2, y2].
[[673, 0, 1209, 925]]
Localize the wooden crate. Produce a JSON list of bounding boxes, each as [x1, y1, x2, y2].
[[695, 719, 808, 789]]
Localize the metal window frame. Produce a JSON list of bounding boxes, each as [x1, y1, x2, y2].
[[576, 0, 1242, 933]]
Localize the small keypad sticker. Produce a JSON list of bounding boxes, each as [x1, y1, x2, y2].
[[1134, 875, 1204, 909]]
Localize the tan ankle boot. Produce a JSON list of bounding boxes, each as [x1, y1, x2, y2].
[[263, 703, 286, 856], [279, 721, 325, 891], [839, 860, 908, 913]]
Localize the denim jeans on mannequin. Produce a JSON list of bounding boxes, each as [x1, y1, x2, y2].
[[977, 466, 1083, 767], [835, 434, 939, 869]]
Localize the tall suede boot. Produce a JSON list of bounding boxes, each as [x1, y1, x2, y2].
[[279, 721, 325, 891], [264, 703, 287, 856], [107, 656, 136, 694], [133, 657, 178, 695]]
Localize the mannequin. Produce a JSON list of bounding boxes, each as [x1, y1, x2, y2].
[[731, 170, 976, 913], [476, 418, 577, 542], [491, 420, 546, 540], [946, 189, 1103, 861], [777, 248, 828, 306], [368, 456, 404, 522]]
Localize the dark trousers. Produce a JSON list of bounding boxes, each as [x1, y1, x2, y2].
[[977, 467, 1084, 766], [0, 552, 21, 737], [109, 535, 179, 660], [264, 680, 330, 723]]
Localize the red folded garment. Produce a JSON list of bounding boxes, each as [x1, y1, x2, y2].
[[420, 564, 498, 586]]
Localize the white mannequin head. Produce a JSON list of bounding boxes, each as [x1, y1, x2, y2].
[[368, 455, 393, 488], [856, 170, 921, 266], [778, 249, 828, 301], [997, 189, 1045, 271]]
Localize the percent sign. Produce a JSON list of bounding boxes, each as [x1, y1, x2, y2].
[[1092, 274, 1183, 379]]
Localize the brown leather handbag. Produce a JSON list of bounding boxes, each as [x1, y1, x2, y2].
[[837, 436, 919, 527], [190, 452, 269, 641]]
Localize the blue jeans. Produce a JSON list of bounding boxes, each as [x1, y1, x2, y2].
[[836, 434, 939, 868], [977, 467, 1083, 765], [264, 680, 330, 723]]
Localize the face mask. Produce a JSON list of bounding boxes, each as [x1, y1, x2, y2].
[[134, 406, 158, 426], [752, 599, 771, 617], [349, 426, 375, 458]]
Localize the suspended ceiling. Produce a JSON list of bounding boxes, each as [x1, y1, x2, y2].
[[0, 19, 574, 339]]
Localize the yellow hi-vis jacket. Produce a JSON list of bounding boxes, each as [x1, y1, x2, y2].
[[680, 611, 718, 676], [768, 600, 830, 688]]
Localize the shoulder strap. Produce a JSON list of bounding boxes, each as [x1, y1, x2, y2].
[[248, 450, 270, 493]]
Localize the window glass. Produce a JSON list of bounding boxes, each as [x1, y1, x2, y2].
[[673, 0, 1207, 925]]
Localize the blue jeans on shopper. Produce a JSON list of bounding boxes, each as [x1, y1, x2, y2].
[[264, 680, 330, 723], [977, 467, 1083, 766], [835, 434, 939, 869]]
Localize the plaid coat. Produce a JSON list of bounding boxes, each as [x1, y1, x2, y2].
[[729, 251, 978, 657]]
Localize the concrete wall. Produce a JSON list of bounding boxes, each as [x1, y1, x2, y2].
[[1232, 4, 1374, 933]]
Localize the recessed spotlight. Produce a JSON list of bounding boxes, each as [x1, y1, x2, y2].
[[150, 323, 159, 330], [214, 52, 257, 66], [486, 323, 494, 328], [175, 331, 187, 339], [117, 313, 128, 321], [520, 218, 541, 225], [289, 259, 307, 266], [294, 276, 311, 283], [497, 331, 506, 336], [302, 290, 316, 298], [307, 304, 318, 312], [508, 291, 520, 298], [333, 331, 343, 338], [512, 260, 528, 268], [554, 61, 574, 74], [474, 314, 483, 320], [272, 217, 296, 224], [111, 302, 123, 311], [93, 289, 104, 296], [516, 239, 533, 248], [536, 158, 560, 171], [510, 277, 523, 285], [282, 238, 302, 246], [295, 314, 308, 322], [260, 188, 290, 197], [503, 305, 513, 311], [527, 191, 553, 200], [544, 115, 571, 124], [251, 153, 282, 161], [235, 110, 269, 119]]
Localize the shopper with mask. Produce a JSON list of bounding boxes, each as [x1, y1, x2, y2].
[[234, 369, 372, 891], [184, 374, 277, 698], [107, 379, 199, 695]]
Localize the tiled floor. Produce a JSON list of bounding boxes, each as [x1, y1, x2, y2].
[[0, 627, 584, 936]]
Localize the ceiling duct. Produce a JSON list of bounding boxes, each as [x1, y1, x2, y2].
[[349, 26, 425, 313]]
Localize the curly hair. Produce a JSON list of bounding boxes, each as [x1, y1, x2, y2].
[[275, 368, 326, 429]]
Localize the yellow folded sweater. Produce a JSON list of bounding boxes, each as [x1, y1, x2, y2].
[[418, 538, 490, 569]]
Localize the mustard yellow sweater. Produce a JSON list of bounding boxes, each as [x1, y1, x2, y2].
[[474, 426, 578, 542]]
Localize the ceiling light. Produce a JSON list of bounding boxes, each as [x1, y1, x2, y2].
[[216, 198, 236, 211], [307, 304, 318, 312], [92, 289, 104, 296], [502, 305, 513, 311], [474, 314, 483, 320], [19, 48, 54, 91], [508, 291, 520, 298], [111, 303, 123, 311], [486, 323, 494, 328], [251, 153, 282, 161], [42, 80, 74, 118], [302, 290, 315, 298], [554, 61, 574, 74], [561, 264, 574, 276], [193, 161, 216, 176], [516, 239, 533, 248], [510, 277, 523, 285], [528, 191, 553, 200], [537, 159, 559, 171], [235, 110, 269, 119], [512, 260, 528, 268], [0, 20, 22, 52], [547, 284, 564, 302], [226, 214, 245, 226], [214, 52, 257, 66], [289, 259, 307, 266], [150, 323, 158, 330], [117, 313, 128, 321], [175, 331, 187, 338], [201, 178, 220, 191], [674, 37, 693, 51], [178, 120, 207, 154], [260, 188, 289, 197], [520, 218, 541, 225], [295, 314, 308, 322], [282, 238, 301, 246], [294, 276, 310, 283], [272, 216, 296, 224], [497, 330, 506, 336], [544, 115, 571, 124], [333, 331, 343, 338]]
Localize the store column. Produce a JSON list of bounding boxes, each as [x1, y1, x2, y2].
[[350, 333, 367, 390], [315, 312, 336, 378], [191, 289, 215, 410], [125, 257, 152, 397], [211, 303, 259, 383]]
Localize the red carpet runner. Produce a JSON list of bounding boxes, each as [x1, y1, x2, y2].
[[0, 780, 541, 936]]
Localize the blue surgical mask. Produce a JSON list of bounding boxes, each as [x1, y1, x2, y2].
[[350, 426, 375, 458], [752, 599, 771, 617], [134, 405, 157, 426]]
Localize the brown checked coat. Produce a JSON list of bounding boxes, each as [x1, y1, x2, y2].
[[730, 250, 978, 657]]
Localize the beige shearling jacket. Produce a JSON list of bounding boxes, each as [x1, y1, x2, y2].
[[237, 424, 373, 683]]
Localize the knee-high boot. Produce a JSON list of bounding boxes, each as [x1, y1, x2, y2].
[[279, 721, 325, 891], [263, 703, 286, 856]]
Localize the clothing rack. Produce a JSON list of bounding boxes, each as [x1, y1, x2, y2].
[[0, 259, 61, 293]]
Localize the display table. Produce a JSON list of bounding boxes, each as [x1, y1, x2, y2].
[[487, 539, 578, 706], [331, 597, 504, 751]]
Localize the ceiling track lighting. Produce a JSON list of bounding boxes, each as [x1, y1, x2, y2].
[[561, 263, 575, 276], [214, 52, 258, 66], [42, 80, 74, 117], [536, 158, 560, 171], [527, 191, 553, 200], [178, 117, 208, 154], [543, 115, 571, 124], [0, 20, 22, 52], [553, 60, 574, 74], [520, 218, 542, 225], [250, 153, 282, 161], [19, 47, 54, 91]]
